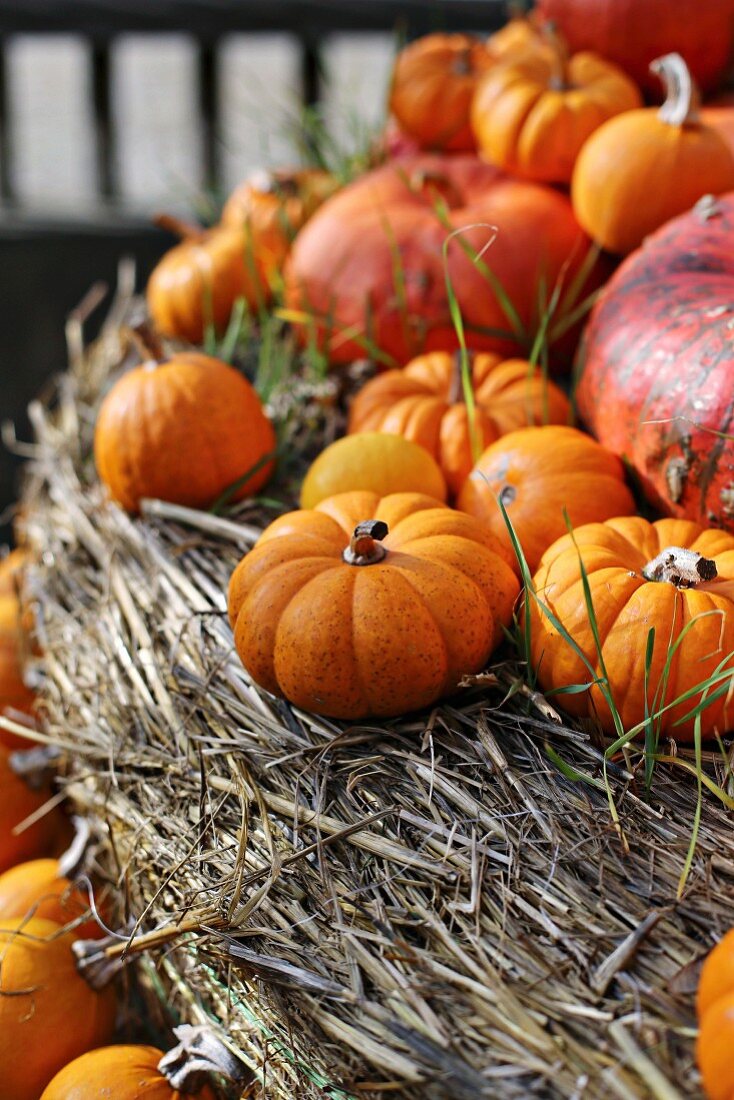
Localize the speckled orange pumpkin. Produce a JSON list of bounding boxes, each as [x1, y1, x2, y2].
[[40, 1044, 218, 1100], [228, 491, 520, 719]]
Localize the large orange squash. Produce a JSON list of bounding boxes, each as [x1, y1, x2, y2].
[[348, 352, 571, 496], [472, 39, 641, 184], [228, 491, 519, 719], [94, 345, 275, 514], [456, 426, 635, 572], [0, 744, 63, 872], [572, 54, 734, 256], [0, 916, 117, 1100], [40, 1044, 218, 1100], [527, 517, 734, 740], [697, 929, 734, 1100], [0, 857, 104, 940], [284, 155, 602, 367]]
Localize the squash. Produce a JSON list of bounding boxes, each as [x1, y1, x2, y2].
[[0, 595, 35, 740], [300, 432, 447, 510], [0, 744, 63, 872], [576, 192, 734, 530], [572, 54, 734, 255], [526, 516, 734, 739], [284, 154, 603, 366], [472, 34, 641, 184], [94, 339, 276, 514], [0, 858, 104, 940], [348, 352, 571, 496], [456, 425, 635, 572], [40, 1044, 218, 1100], [228, 491, 519, 719], [697, 929, 734, 1100], [701, 95, 734, 158], [0, 549, 30, 598], [0, 916, 116, 1100]]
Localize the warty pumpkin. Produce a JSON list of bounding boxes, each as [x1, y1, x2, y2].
[[40, 1044, 218, 1100], [456, 425, 635, 572], [94, 339, 275, 514], [0, 916, 117, 1100], [697, 929, 734, 1100], [526, 516, 734, 740], [572, 54, 734, 255], [471, 34, 641, 184], [228, 491, 519, 719], [348, 352, 571, 497]]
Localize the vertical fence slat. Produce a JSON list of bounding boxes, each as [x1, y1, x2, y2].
[[198, 40, 220, 191], [300, 36, 322, 109], [91, 40, 115, 199], [0, 39, 13, 202]]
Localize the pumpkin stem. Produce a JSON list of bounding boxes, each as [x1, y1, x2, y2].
[[8, 744, 61, 789], [153, 212, 207, 242], [127, 321, 166, 365], [343, 521, 389, 566], [57, 814, 92, 879], [642, 546, 717, 587], [652, 53, 700, 126], [158, 1025, 248, 1090], [72, 932, 127, 990], [452, 44, 474, 77], [408, 168, 463, 209], [542, 22, 570, 90]]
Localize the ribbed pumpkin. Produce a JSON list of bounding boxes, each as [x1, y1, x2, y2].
[[0, 594, 35, 737], [285, 155, 602, 366], [0, 917, 117, 1100], [576, 193, 734, 530], [471, 37, 641, 184], [94, 344, 275, 514], [701, 95, 734, 158], [697, 929, 734, 1100], [456, 426, 635, 572], [228, 491, 519, 719], [526, 517, 734, 740], [40, 1044, 218, 1100], [0, 858, 104, 939], [348, 352, 571, 496], [220, 167, 338, 261], [0, 744, 63, 872], [572, 54, 734, 255]]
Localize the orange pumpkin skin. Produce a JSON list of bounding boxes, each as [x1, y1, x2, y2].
[[0, 549, 30, 598], [701, 97, 734, 158], [0, 917, 117, 1100], [228, 491, 520, 720], [40, 1044, 218, 1100], [698, 929, 734, 1020], [527, 517, 734, 740], [697, 991, 734, 1100], [0, 859, 104, 940], [472, 49, 641, 184], [94, 352, 275, 514], [0, 745, 63, 872], [348, 352, 571, 497], [456, 426, 635, 572], [0, 595, 35, 739]]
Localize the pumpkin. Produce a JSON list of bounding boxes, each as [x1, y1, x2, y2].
[[701, 95, 734, 158], [697, 929, 734, 1100], [348, 352, 571, 496], [94, 341, 275, 514], [576, 192, 734, 529], [0, 858, 104, 939], [526, 516, 734, 739], [300, 432, 447, 510], [0, 595, 35, 738], [284, 154, 603, 366], [0, 744, 64, 872], [0, 549, 30, 598], [147, 216, 269, 345], [471, 36, 641, 184], [536, 0, 734, 96], [571, 54, 734, 256], [228, 491, 520, 719], [40, 1044, 218, 1100], [0, 916, 117, 1100], [221, 166, 338, 247], [456, 425, 635, 572]]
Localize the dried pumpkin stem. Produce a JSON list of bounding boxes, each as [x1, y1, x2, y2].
[[652, 53, 700, 126], [153, 212, 206, 242], [126, 321, 165, 365], [158, 1024, 248, 1090], [642, 545, 717, 587], [57, 814, 92, 879], [343, 521, 389, 566], [543, 22, 570, 90]]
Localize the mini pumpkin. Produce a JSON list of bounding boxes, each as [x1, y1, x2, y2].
[[94, 339, 276, 514], [572, 53, 734, 255], [697, 929, 734, 1100], [40, 1044, 218, 1100], [0, 916, 117, 1100], [0, 744, 63, 872], [456, 425, 635, 572], [228, 491, 519, 719], [0, 594, 35, 738], [0, 549, 30, 598], [348, 352, 571, 496], [527, 517, 734, 740], [0, 857, 104, 939], [221, 167, 338, 255], [471, 32, 641, 184]]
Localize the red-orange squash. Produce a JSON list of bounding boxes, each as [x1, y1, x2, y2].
[[348, 352, 571, 496], [0, 744, 63, 872], [40, 1044, 218, 1100], [527, 517, 734, 740], [0, 858, 104, 940], [456, 425, 635, 572], [94, 346, 275, 514], [228, 491, 520, 719], [697, 929, 734, 1100], [0, 916, 117, 1100]]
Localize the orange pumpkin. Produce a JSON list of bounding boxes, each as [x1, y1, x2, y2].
[[0, 744, 64, 872], [471, 35, 641, 184], [40, 1044, 218, 1100], [0, 858, 104, 939], [0, 594, 35, 739], [94, 344, 276, 514], [221, 167, 338, 258], [0, 549, 30, 598], [348, 352, 571, 496], [697, 929, 734, 1100], [572, 53, 734, 255], [701, 95, 734, 158], [527, 517, 734, 740], [456, 426, 635, 572], [228, 491, 520, 719], [0, 916, 117, 1100], [147, 216, 269, 345]]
